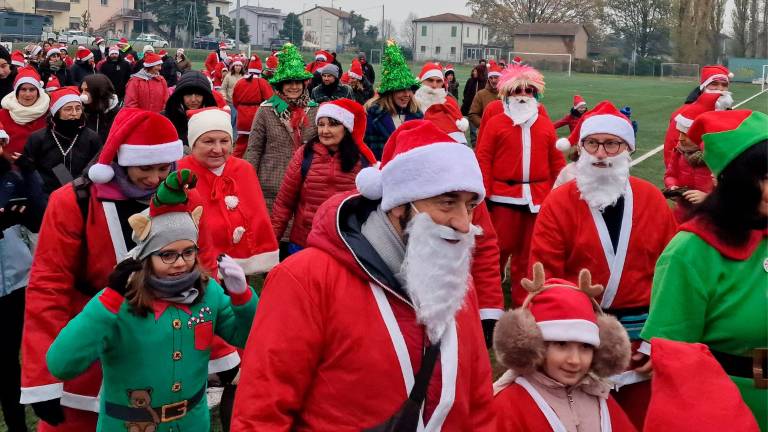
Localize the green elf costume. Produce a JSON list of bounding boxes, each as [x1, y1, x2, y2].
[[46, 169, 258, 432], [641, 109, 768, 430]]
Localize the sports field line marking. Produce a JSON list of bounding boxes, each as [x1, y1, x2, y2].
[[631, 88, 768, 167]]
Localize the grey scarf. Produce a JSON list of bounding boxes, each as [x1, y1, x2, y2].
[[361, 206, 406, 284], [148, 269, 201, 304]]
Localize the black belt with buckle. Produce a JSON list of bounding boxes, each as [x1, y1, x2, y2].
[[105, 386, 206, 423], [710, 348, 768, 389]]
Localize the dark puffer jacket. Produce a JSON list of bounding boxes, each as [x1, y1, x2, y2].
[[162, 71, 218, 146], [270, 142, 365, 247]]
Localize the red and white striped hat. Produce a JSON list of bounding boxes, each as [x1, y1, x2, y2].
[[49, 86, 81, 116], [418, 62, 443, 81], [88, 108, 183, 184], [142, 52, 163, 68], [76, 47, 93, 62], [247, 54, 262, 74]]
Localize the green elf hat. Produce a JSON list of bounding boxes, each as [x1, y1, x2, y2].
[[687, 109, 768, 176], [378, 40, 419, 95], [269, 42, 313, 85]]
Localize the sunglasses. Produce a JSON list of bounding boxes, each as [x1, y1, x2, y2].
[[510, 86, 536, 96]]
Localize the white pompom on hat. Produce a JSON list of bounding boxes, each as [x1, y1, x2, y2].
[[88, 108, 183, 184], [186, 107, 232, 148], [355, 120, 485, 211]]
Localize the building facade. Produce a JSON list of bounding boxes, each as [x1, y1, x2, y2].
[[229, 6, 284, 47], [513, 23, 590, 60], [298, 6, 353, 52], [207, 0, 230, 38], [413, 13, 494, 63]]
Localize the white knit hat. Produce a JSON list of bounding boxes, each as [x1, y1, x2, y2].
[[355, 120, 484, 211], [187, 108, 232, 148]]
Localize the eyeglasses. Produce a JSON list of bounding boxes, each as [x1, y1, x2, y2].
[[154, 246, 198, 265], [581, 138, 626, 155], [511, 86, 536, 96]]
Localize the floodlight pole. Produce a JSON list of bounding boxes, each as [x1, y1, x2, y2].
[[235, 0, 241, 51]]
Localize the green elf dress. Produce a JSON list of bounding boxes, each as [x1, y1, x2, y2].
[[641, 109, 768, 430]]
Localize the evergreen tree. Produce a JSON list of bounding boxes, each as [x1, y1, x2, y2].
[[220, 15, 251, 43], [145, 0, 213, 42], [279, 13, 303, 46]]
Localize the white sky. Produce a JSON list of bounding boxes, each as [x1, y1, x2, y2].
[[231, 0, 473, 32]]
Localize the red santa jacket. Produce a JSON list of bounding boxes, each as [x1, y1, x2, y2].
[[177, 155, 279, 275], [663, 104, 686, 167], [204, 51, 219, 74], [124, 73, 169, 113], [232, 75, 274, 158], [663, 149, 714, 192], [0, 109, 47, 154], [231, 193, 496, 431], [553, 112, 581, 132], [475, 104, 565, 213], [494, 382, 637, 432], [476, 100, 550, 145], [529, 177, 677, 310], [21, 181, 220, 411]]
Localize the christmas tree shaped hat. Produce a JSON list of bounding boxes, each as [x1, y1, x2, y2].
[[269, 42, 313, 85], [378, 40, 420, 95]]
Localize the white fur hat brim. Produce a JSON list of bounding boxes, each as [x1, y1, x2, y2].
[[579, 114, 635, 150]]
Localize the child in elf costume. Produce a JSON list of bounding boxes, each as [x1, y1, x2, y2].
[[45, 169, 257, 431], [492, 263, 637, 431]]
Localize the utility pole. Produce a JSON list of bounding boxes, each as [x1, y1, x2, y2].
[[235, 0, 241, 51], [381, 4, 384, 43]]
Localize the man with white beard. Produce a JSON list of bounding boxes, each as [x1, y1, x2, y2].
[[230, 120, 496, 431], [662, 64, 733, 167], [413, 62, 461, 113], [528, 101, 677, 428], [475, 63, 565, 306]]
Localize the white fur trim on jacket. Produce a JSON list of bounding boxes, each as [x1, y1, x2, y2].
[[116, 140, 184, 167], [316, 103, 354, 132], [20, 383, 64, 404], [538, 319, 600, 347], [379, 142, 485, 211], [208, 351, 240, 374], [579, 114, 635, 150]]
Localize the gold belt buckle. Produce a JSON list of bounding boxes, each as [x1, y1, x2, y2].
[[160, 400, 188, 422], [754, 348, 768, 389]]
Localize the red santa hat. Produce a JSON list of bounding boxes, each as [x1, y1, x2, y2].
[[13, 67, 42, 93], [49, 86, 81, 116], [186, 107, 232, 148], [493, 263, 630, 378], [674, 92, 728, 133], [314, 50, 331, 61], [88, 108, 183, 184], [158, 49, 168, 57], [511, 56, 523, 65], [45, 75, 61, 92], [556, 100, 636, 152], [247, 54, 262, 74], [423, 103, 469, 144], [498, 63, 544, 95], [108, 45, 120, 56], [58, 44, 68, 53], [444, 64, 455, 74], [11, 50, 25, 67], [93, 37, 105, 46], [76, 48, 93, 62], [573, 94, 586, 109], [28, 45, 42, 58], [125, 54, 135, 65], [355, 120, 484, 211], [348, 58, 364, 80], [316, 99, 376, 166], [487, 60, 503, 78], [142, 52, 163, 68], [699, 65, 733, 90], [265, 53, 278, 70], [418, 62, 443, 82], [45, 48, 60, 59], [340, 72, 350, 84], [643, 338, 760, 432], [219, 41, 228, 50]]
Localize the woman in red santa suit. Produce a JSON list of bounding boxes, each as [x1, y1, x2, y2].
[[232, 55, 273, 158], [493, 263, 636, 432], [475, 63, 565, 306], [20, 108, 217, 431]]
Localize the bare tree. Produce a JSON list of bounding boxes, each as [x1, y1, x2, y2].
[[672, 0, 718, 64], [467, 0, 599, 42], [708, 0, 726, 62], [731, 0, 750, 57], [381, 19, 397, 42], [400, 13, 418, 52], [748, 0, 759, 56], [603, 0, 671, 57], [762, 0, 768, 57]]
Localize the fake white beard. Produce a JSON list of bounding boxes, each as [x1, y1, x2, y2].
[[575, 151, 631, 211], [400, 212, 480, 344], [503, 96, 538, 125], [715, 91, 733, 110], [414, 85, 447, 112]]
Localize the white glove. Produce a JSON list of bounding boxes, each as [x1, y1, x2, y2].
[[217, 255, 248, 295]]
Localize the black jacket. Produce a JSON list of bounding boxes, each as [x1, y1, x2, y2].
[[361, 62, 375, 86], [22, 123, 102, 194], [0, 67, 18, 100], [84, 102, 120, 145], [70, 61, 95, 87], [162, 71, 218, 146], [350, 77, 374, 105], [161, 56, 179, 87], [99, 58, 132, 100], [91, 47, 106, 64], [461, 76, 486, 116], [39, 64, 71, 88]]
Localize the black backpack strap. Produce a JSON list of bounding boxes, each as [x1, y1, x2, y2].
[[72, 176, 92, 221], [300, 145, 314, 180]]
